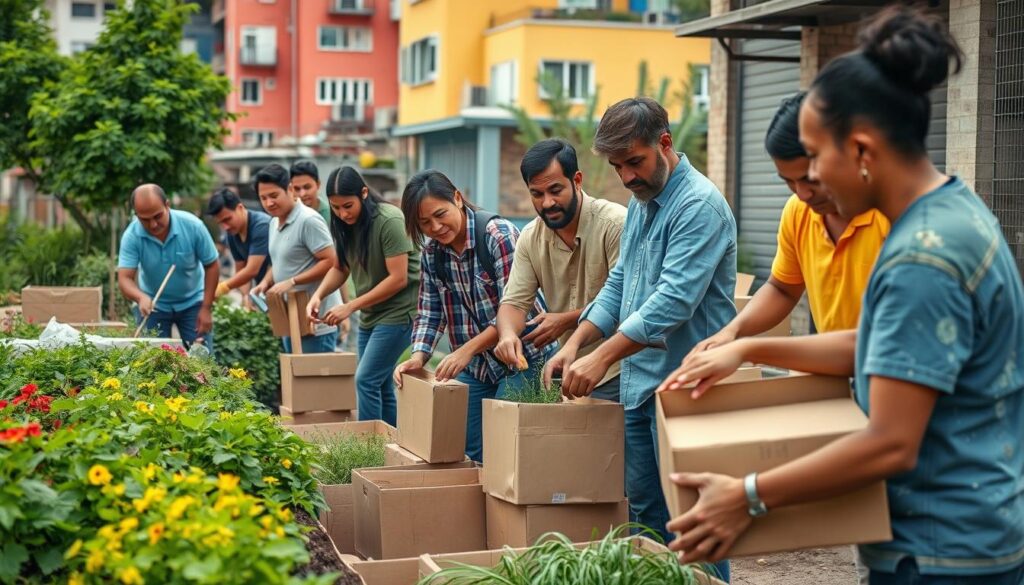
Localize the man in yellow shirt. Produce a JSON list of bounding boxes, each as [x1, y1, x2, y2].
[[692, 91, 889, 350]]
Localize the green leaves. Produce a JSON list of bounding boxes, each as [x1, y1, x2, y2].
[[0, 543, 28, 582]]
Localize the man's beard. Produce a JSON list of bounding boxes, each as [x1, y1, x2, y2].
[[625, 153, 669, 202], [539, 184, 579, 229]]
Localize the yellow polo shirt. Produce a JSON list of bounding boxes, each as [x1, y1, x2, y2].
[[771, 195, 890, 332]]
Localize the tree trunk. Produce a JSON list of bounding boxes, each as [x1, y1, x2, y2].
[[108, 209, 119, 321]]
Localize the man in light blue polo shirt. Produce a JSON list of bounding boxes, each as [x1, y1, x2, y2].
[[118, 184, 219, 350]]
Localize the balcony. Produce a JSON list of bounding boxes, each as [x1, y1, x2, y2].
[[330, 103, 370, 124], [329, 0, 374, 16], [211, 52, 225, 74], [212, 0, 225, 23], [490, 6, 642, 29], [239, 46, 277, 67]]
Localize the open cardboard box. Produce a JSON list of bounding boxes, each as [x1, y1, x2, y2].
[[348, 556, 422, 585], [656, 372, 891, 556], [266, 289, 313, 340], [352, 466, 485, 560], [397, 370, 469, 463], [279, 406, 355, 426], [485, 494, 628, 549], [280, 352, 357, 413], [419, 536, 727, 584], [481, 396, 624, 505], [21, 286, 102, 324]]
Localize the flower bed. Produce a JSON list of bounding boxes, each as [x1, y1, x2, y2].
[[0, 341, 361, 584]]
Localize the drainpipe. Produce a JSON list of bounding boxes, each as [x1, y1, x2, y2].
[[290, 0, 297, 141]]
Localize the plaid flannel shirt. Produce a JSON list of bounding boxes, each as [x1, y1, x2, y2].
[[411, 208, 552, 384]]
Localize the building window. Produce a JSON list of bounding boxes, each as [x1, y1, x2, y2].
[[692, 65, 710, 111], [240, 79, 261, 105], [316, 78, 373, 106], [71, 2, 97, 18], [539, 61, 593, 101], [401, 36, 438, 86], [70, 41, 94, 54], [103, 2, 116, 14], [240, 26, 277, 65], [318, 26, 372, 52], [241, 131, 274, 147], [490, 61, 517, 106]]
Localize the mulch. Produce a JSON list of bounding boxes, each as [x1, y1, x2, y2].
[[293, 508, 364, 585]]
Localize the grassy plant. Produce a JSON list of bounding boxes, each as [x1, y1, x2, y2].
[[419, 524, 717, 584], [308, 431, 388, 485], [502, 368, 562, 404]]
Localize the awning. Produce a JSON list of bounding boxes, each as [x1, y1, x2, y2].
[[675, 0, 894, 40]]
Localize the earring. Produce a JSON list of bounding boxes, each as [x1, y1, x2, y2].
[[860, 165, 871, 184]]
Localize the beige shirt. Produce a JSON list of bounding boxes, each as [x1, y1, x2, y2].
[[502, 194, 627, 385]]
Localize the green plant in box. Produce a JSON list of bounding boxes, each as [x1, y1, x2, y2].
[[306, 432, 388, 486], [501, 369, 562, 404]]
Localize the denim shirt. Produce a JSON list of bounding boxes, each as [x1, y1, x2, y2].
[[855, 178, 1024, 576], [581, 154, 737, 409]]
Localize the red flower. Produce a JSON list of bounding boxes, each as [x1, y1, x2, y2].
[[25, 422, 41, 437], [20, 383, 37, 397], [161, 343, 173, 351], [0, 400, 7, 409], [53, 420, 63, 430]]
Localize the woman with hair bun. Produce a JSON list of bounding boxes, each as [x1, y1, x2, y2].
[[659, 7, 1024, 584], [307, 166, 420, 426]]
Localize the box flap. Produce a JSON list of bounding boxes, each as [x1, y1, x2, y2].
[[401, 368, 469, 391], [288, 419, 397, 442], [286, 353, 358, 377], [658, 372, 850, 417], [350, 557, 421, 585], [356, 468, 480, 490], [735, 273, 755, 296]]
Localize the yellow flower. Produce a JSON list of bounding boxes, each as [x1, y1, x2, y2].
[[102, 377, 122, 390], [86, 548, 105, 573], [260, 515, 275, 530], [216, 473, 240, 493], [281, 458, 292, 469], [98, 525, 119, 540], [102, 483, 126, 497], [277, 508, 292, 523], [135, 401, 154, 413], [172, 472, 186, 484], [262, 476, 279, 486], [69, 573, 85, 585], [148, 522, 165, 545], [275, 526, 285, 538], [65, 539, 83, 559], [138, 381, 156, 391], [142, 463, 160, 482], [88, 464, 112, 486], [218, 411, 231, 420], [118, 566, 144, 585], [119, 517, 139, 532], [248, 504, 264, 517], [228, 367, 248, 380], [167, 496, 195, 522], [106, 392, 124, 401], [132, 486, 167, 513], [164, 396, 189, 413]]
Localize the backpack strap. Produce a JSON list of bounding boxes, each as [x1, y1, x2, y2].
[[472, 210, 501, 284]]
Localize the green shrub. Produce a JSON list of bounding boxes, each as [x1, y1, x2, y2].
[[307, 432, 388, 485], [212, 301, 281, 409]]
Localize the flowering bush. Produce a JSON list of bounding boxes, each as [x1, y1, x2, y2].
[[0, 342, 334, 583]]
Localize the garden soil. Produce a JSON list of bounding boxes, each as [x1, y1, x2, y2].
[[294, 509, 363, 585], [733, 546, 859, 585]]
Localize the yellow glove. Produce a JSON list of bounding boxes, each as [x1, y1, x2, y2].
[[215, 281, 232, 298]]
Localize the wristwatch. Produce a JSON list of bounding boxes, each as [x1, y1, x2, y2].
[[744, 472, 768, 518]]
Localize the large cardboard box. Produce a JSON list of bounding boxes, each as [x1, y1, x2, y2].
[[485, 494, 628, 549], [352, 467, 486, 560], [736, 272, 755, 296], [384, 443, 425, 466], [482, 397, 624, 505], [656, 373, 891, 556], [735, 295, 792, 337], [397, 371, 469, 463], [348, 557, 421, 585], [287, 420, 399, 555], [279, 406, 354, 426], [21, 286, 102, 324], [419, 536, 727, 584], [280, 353, 357, 413], [266, 289, 312, 339]]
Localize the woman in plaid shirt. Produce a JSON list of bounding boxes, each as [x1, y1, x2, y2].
[[392, 170, 555, 462]]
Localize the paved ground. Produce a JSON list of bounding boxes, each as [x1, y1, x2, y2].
[[732, 547, 859, 585]]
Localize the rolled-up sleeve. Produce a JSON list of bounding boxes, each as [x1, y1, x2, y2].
[[618, 200, 732, 349]]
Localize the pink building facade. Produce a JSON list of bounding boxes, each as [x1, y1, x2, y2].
[[213, 0, 399, 148]]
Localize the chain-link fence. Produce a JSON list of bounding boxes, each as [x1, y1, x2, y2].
[[994, 0, 1024, 277]]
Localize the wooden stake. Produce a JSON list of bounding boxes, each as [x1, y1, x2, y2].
[[134, 264, 176, 338]]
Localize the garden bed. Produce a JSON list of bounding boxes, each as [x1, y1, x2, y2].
[[293, 509, 362, 585]]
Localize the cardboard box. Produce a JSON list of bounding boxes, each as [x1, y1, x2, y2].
[[288, 419, 398, 443], [21, 286, 102, 324], [279, 406, 355, 426], [397, 371, 469, 463], [419, 536, 727, 584], [735, 295, 792, 337], [482, 397, 624, 505], [384, 443, 425, 466], [348, 557, 421, 585], [736, 272, 755, 296], [352, 467, 486, 560], [280, 353, 357, 413], [656, 373, 891, 556], [485, 494, 628, 549], [266, 289, 312, 339], [69, 321, 129, 331]]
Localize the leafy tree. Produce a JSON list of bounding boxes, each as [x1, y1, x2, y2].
[[28, 0, 234, 235], [637, 61, 709, 174], [0, 0, 66, 199]]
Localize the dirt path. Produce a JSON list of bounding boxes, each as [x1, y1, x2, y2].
[[731, 547, 859, 585]]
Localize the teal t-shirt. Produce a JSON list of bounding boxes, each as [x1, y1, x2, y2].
[[855, 178, 1024, 576]]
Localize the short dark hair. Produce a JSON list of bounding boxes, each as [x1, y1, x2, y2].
[[593, 97, 671, 156], [810, 6, 962, 157], [520, 138, 579, 185], [765, 92, 808, 161], [206, 187, 242, 216], [253, 163, 290, 192], [401, 169, 477, 248], [290, 160, 320, 183]]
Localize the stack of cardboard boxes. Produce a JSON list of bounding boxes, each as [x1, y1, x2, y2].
[[271, 290, 358, 424], [480, 396, 628, 548], [20, 285, 128, 329]]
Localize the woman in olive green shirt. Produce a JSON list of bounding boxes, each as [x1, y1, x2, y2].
[[308, 167, 420, 425]]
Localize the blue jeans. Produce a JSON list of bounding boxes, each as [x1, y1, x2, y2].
[[133, 301, 213, 354], [870, 559, 1023, 585], [592, 375, 621, 402], [627, 394, 730, 582], [356, 322, 412, 427], [281, 330, 339, 354], [455, 359, 545, 463]]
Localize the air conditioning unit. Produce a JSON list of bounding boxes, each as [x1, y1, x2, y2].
[[332, 103, 365, 123], [374, 107, 397, 132]]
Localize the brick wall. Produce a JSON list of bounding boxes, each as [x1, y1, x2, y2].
[[800, 23, 859, 89], [706, 0, 733, 202]]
